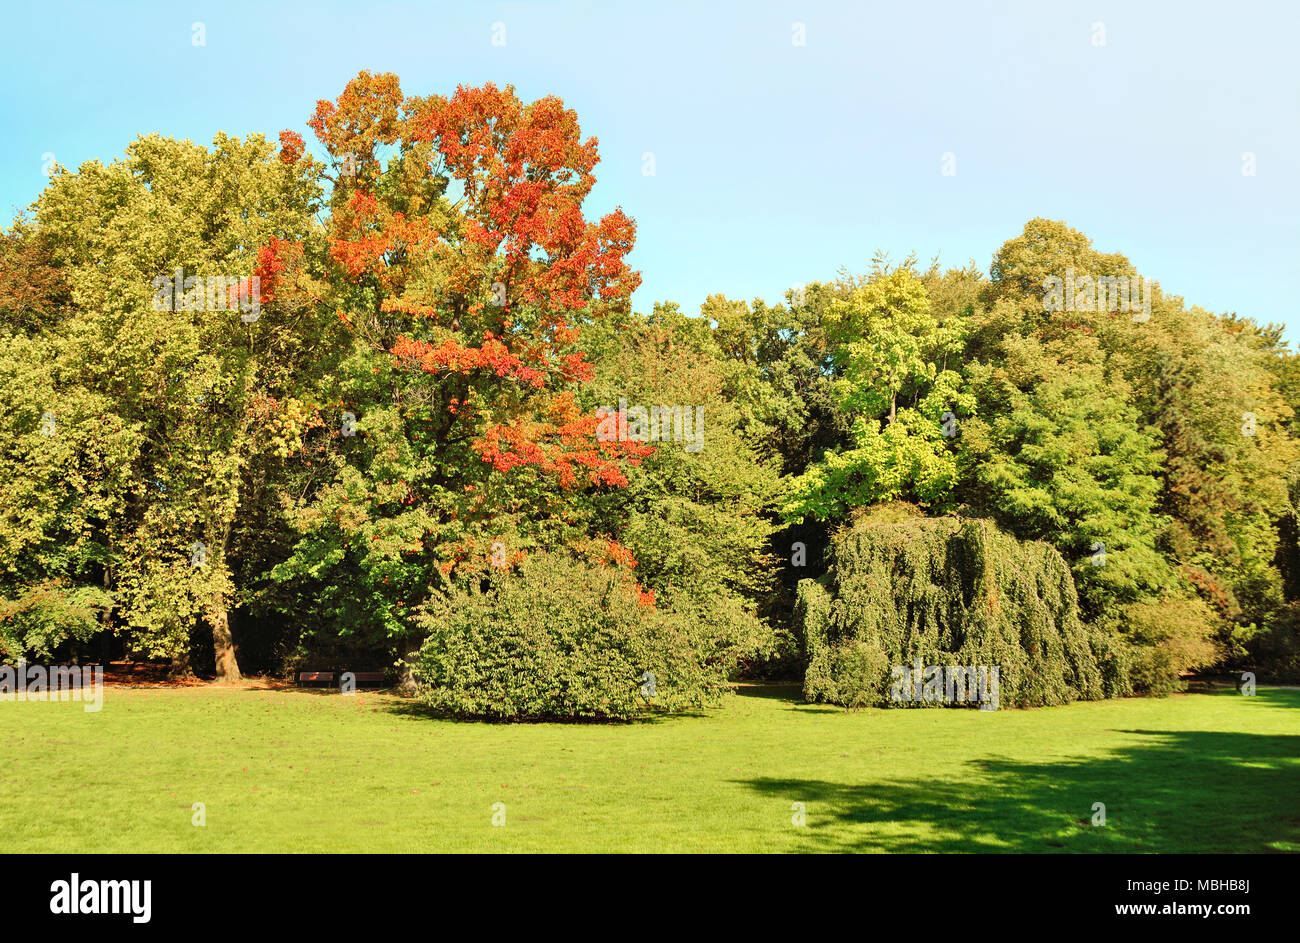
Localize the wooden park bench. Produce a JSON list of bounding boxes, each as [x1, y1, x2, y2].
[[295, 670, 335, 688], [345, 671, 386, 689], [295, 669, 387, 690]]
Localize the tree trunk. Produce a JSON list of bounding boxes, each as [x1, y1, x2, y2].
[[169, 648, 193, 679], [397, 640, 421, 695], [100, 556, 115, 666], [208, 524, 241, 683], [211, 606, 241, 683]]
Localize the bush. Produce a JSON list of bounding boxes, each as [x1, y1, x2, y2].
[[825, 639, 892, 708], [412, 551, 725, 720], [796, 514, 1130, 708], [1113, 597, 1221, 695]]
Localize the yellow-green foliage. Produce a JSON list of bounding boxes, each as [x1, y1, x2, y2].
[[797, 514, 1130, 708], [1111, 598, 1221, 696]]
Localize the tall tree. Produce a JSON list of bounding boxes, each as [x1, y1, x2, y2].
[[21, 131, 324, 679], [271, 73, 650, 677]]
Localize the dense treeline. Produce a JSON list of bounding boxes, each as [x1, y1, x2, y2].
[[2, 72, 1298, 716]]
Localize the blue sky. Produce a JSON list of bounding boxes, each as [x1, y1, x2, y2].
[[3, 0, 1297, 343]]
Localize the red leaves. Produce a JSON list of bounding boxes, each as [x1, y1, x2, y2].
[[390, 333, 546, 388], [398, 81, 640, 314], [253, 236, 303, 304], [329, 232, 392, 280], [0, 232, 70, 323], [605, 540, 637, 568], [299, 73, 650, 502], [304, 72, 641, 322], [345, 190, 381, 219], [471, 395, 653, 489], [559, 351, 594, 383], [526, 206, 641, 310], [327, 190, 395, 279], [278, 130, 305, 164], [585, 540, 655, 608]]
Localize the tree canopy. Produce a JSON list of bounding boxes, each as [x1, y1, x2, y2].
[[3, 74, 1299, 715]]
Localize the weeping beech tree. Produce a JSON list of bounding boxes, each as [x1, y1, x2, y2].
[[795, 510, 1130, 708]]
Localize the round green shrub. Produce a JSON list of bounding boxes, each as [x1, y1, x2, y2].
[[412, 551, 724, 720]]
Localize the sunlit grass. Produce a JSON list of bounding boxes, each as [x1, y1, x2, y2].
[[1, 682, 1296, 852]]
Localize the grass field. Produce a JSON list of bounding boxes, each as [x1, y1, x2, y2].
[[2, 682, 1297, 852]]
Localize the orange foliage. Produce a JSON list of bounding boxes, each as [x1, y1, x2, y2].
[[473, 394, 653, 489], [297, 71, 649, 499]]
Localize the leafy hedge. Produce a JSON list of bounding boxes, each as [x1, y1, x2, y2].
[[1107, 597, 1220, 695], [795, 513, 1130, 708], [412, 552, 725, 720]]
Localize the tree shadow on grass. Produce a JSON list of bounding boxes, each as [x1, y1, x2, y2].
[[732, 681, 843, 714], [270, 685, 355, 697], [732, 682, 803, 701], [737, 691, 1300, 853], [377, 694, 714, 726]]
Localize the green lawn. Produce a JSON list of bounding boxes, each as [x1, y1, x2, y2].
[[2, 682, 1297, 852]]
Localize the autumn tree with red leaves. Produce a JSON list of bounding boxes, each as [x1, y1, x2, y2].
[[269, 72, 658, 677]]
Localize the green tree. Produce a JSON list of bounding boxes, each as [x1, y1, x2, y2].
[[579, 302, 782, 674], [16, 131, 325, 678], [783, 259, 971, 521]]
